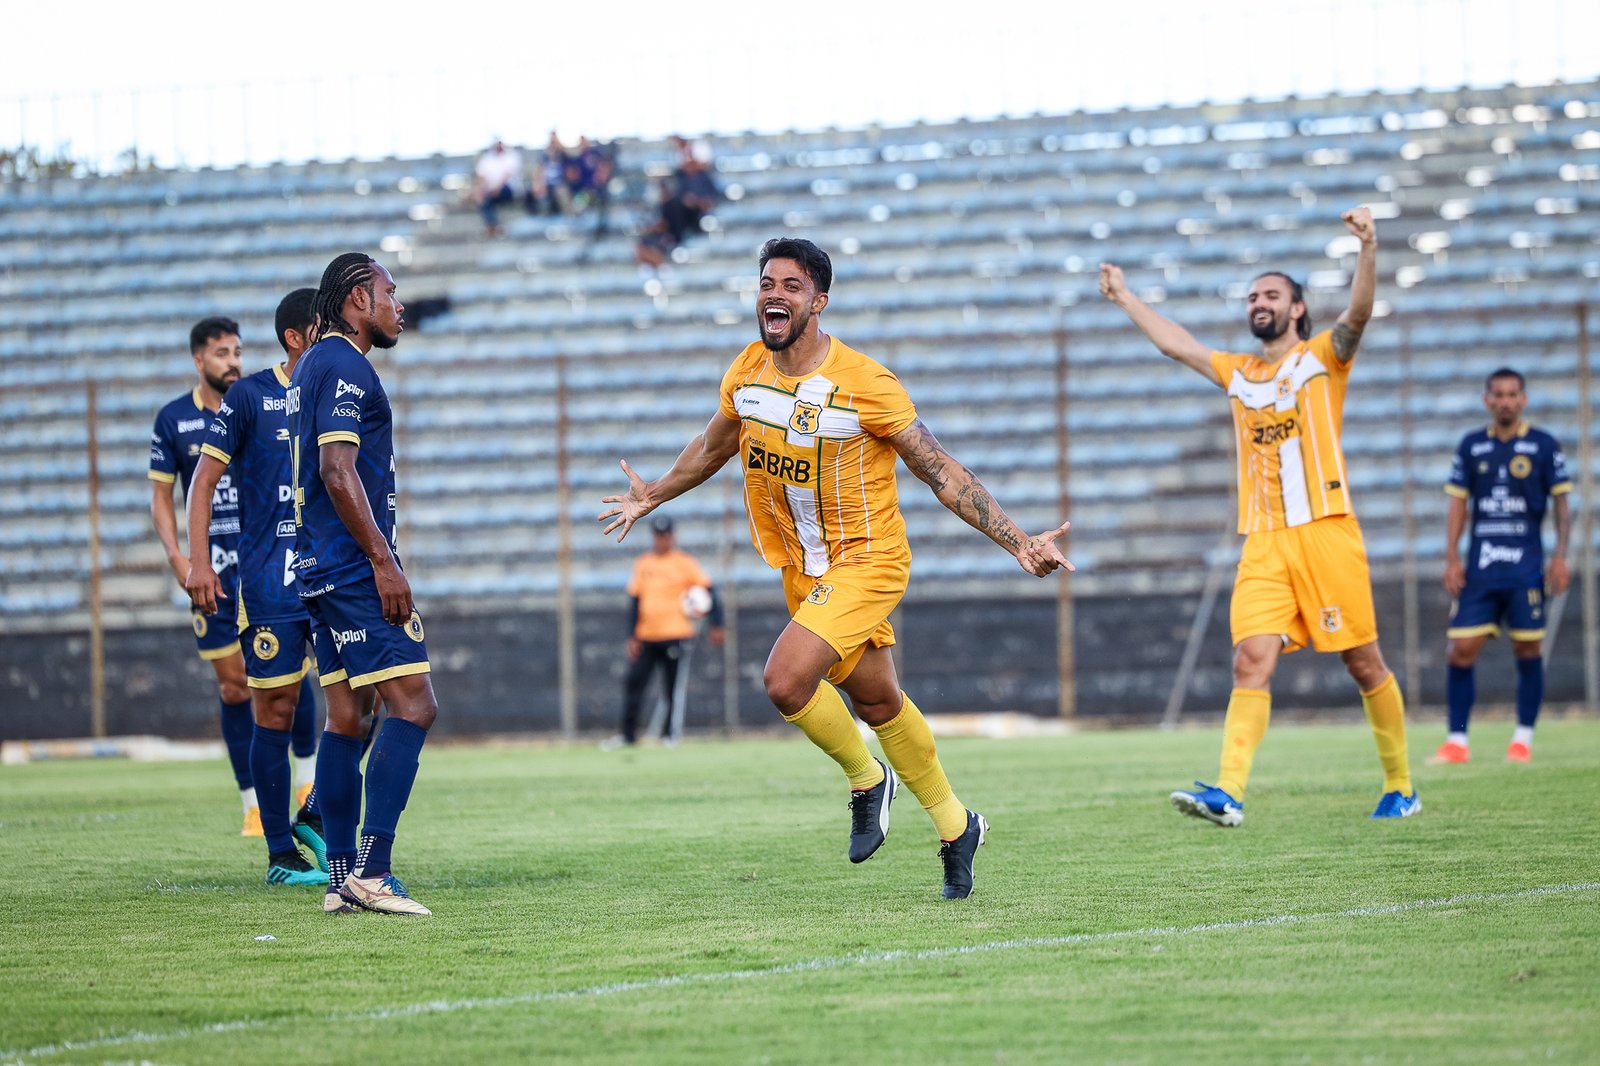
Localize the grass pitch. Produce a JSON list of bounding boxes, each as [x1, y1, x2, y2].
[[2, 718, 1597, 1065]]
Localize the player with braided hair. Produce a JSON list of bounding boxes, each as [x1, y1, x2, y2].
[[288, 252, 437, 915]]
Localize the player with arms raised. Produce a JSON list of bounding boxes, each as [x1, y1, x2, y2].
[[601, 237, 1072, 898], [186, 289, 329, 888], [289, 253, 436, 916], [1100, 207, 1419, 825]]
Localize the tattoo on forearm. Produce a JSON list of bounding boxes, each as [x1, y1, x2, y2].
[[1332, 321, 1363, 360], [901, 422, 951, 494]]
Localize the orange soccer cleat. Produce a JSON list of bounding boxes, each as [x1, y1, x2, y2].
[[1506, 740, 1531, 763], [240, 806, 264, 836], [1429, 740, 1470, 765]]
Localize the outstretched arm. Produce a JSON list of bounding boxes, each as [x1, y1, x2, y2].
[[599, 411, 741, 542], [888, 419, 1072, 577], [1098, 263, 1221, 386], [1333, 206, 1378, 363]]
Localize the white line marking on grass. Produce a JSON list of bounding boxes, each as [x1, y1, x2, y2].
[[6, 881, 1596, 1063]]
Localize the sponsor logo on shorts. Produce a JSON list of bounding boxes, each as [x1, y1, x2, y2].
[[253, 628, 281, 661], [747, 440, 813, 485], [336, 379, 366, 400], [404, 611, 426, 643], [303, 583, 334, 597], [331, 402, 362, 421], [788, 400, 822, 434], [333, 628, 368, 649], [806, 583, 833, 606], [1319, 606, 1342, 633]]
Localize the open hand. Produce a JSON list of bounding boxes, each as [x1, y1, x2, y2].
[[598, 459, 653, 542]]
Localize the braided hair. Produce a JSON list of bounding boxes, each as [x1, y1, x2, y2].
[[313, 252, 377, 342]]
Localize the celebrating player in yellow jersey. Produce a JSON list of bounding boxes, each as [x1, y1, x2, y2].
[[601, 237, 1073, 898], [1100, 206, 1419, 825]]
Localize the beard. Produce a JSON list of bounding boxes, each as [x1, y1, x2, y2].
[[1248, 309, 1290, 341], [370, 325, 401, 350], [758, 308, 808, 351], [204, 369, 238, 394]]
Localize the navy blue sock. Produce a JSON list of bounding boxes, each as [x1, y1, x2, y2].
[[291, 675, 320, 758], [317, 731, 363, 880], [249, 723, 295, 854], [1446, 664, 1475, 735], [219, 698, 254, 790], [359, 718, 428, 876], [1515, 656, 1544, 728]]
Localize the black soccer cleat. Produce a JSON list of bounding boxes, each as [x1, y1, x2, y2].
[[293, 805, 328, 872], [266, 847, 330, 887], [938, 809, 988, 899], [848, 759, 898, 863]]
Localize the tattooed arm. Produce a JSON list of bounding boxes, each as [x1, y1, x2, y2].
[[888, 419, 1072, 577], [1333, 206, 1378, 363]]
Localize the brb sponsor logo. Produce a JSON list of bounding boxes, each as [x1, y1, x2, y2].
[[332, 627, 368, 649], [263, 395, 287, 412], [336, 379, 366, 400], [747, 440, 813, 485], [1244, 409, 1299, 447]]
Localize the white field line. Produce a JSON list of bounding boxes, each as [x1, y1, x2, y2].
[[5, 881, 1596, 1063]]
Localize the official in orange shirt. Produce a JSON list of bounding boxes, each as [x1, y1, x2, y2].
[[608, 516, 724, 748], [1100, 206, 1418, 826], [600, 237, 1072, 899]]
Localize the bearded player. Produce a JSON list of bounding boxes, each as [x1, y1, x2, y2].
[[1100, 206, 1419, 825], [601, 237, 1072, 899]]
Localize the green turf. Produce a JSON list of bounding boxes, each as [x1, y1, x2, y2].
[[2, 719, 1597, 1065]]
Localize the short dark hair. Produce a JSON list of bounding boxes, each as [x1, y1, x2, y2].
[[313, 252, 379, 341], [274, 288, 318, 354], [189, 316, 240, 354], [1485, 367, 1526, 392], [759, 237, 832, 294], [1252, 271, 1313, 340]]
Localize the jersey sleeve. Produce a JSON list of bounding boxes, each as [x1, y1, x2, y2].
[[201, 384, 252, 466], [1547, 435, 1573, 495], [855, 365, 917, 437], [625, 556, 645, 597], [312, 351, 378, 448], [1208, 351, 1247, 388], [718, 353, 747, 421], [148, 411, 178, 483], [1445, 436, 1471, 498], [1307, 330, 1350, 378]]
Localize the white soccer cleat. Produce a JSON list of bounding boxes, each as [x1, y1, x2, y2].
[[338, 871, 432, 916]]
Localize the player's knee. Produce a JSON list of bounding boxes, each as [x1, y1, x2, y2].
[[1446, 642, 1479, 668], [252, 689, 296, 731], [218, 679, 250, 705], [762, 665, 812, 717], [1231, 649, 1273, 688], [1512, 640, 1542, 660]]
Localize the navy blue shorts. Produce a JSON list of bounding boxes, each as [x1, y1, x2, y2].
[[304, 575, 430, 689], [242, 617, 314, 690], [1448, 580, 1547, 641], [192, 595, 240, 662]]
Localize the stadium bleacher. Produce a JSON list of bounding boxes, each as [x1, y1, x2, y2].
[[1, 78, 1596, 726]]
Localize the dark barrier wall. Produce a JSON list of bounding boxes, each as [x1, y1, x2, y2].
[[1, 584, 1584, 741]]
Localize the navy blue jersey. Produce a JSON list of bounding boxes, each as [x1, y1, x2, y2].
[[202, 366, 305, 625], [287, 335, 399, 595], [1446, 423, 1572, 588], [149, 388, 240, 583]]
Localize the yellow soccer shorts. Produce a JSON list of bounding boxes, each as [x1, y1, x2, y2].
[[781, 548, 910, 684], [1231, 513, 1378, 654]]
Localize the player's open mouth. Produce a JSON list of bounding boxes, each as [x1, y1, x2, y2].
[[763, 307, 791, 334]]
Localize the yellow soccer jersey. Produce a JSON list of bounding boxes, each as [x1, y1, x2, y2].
[[1211, 330, 1355, 534], [720, 337, 917, 576]]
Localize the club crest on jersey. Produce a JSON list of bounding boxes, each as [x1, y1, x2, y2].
[[789, 401, 822, 435], [1276, 376, 1293, 401], [806, 583, 833, 606], [1509, 455, 1532, 479], [253, 628, 281, 661], [1319, 606, 1342, 633], [404, 611, 426, 643]]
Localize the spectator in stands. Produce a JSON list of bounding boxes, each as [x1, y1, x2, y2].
[[473, 139, 526, 236], [634, 136, 719, 270], [605, 516, 724, 748], [528, 130, 568, 216]]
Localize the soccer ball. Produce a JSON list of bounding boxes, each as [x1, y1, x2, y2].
[[681, 585, 713, 619]]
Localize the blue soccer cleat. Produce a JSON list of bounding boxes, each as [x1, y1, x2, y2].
[[1170, 781, 1244, 827], [1369, 790, 1422, 819], [293, 806, 328, 873], [266, 849, 330, 887]]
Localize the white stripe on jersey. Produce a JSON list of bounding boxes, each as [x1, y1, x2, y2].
[[1278, 436, 1313, 527]]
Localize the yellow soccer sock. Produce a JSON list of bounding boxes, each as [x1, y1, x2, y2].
[[1361, 673, 1414, 795], [1216, 688, 1272, 800], [871, 692, 968, 840], [782, 682, 884, 791]]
